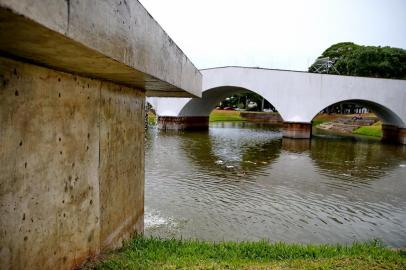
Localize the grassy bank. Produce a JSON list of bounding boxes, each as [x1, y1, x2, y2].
[[311, 114, 341, 126], [209, 110, 246, 122], [312, 113, 383, 138], [84, 237, 406, 270], [353, 122, 382, 137]]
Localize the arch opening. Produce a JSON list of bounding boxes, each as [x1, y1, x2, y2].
[[312, 99, 404, 127], [157, 86, 284, 131], [179, 86, 282, 120], [311, 99, 406, 143]]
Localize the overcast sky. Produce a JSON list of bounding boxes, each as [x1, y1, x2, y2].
[[139, 0, 406, 71]]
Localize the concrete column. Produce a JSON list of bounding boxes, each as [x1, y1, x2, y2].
[[282, 122, 312, 139], [382, 124, 406, 144], [0, 57, 144, 270], [158, 116, 209, 130]]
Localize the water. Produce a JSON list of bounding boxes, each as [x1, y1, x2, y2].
[[145, 122, 406, 247]]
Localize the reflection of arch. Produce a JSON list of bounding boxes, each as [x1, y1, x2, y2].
[[311, 99, 405, 127], [310, 137, 404, 180], [146, 125, 403, 184], [179, 86, 281, 118], [178, 123, 282, 174]]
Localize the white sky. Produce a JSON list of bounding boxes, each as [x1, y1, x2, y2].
[[139, 0, 406, 71]]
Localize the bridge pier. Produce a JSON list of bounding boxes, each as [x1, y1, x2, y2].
[[282, 122, 312, 139], [0, 1, 201, 269], [0, 57, 145, 269], [382, 124, 406, 145], [158, 116, 209, 130]]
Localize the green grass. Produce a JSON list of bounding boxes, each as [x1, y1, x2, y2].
[[353, 122, 382, 137], [84, 237, 406, 270], [311, 113, 343, 126], [312, 120, 326, 126], [147, 112, 157, 125], [209, 110, 246, 122]]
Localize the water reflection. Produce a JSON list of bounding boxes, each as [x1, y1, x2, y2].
[[179, 122, 282, 175], [145, 122, 406, 247], [282, 138, 311, 153], [311, 138, 406, 181]]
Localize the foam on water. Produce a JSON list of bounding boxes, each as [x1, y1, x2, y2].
[[144, 208, 173, 228]]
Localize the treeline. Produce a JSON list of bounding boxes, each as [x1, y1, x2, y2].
[[309, 42, 406, 79]]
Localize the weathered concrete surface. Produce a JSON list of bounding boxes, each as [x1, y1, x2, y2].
[[158, 116, 209, 130], [99, 83, 144, 250], [0, 57, 144, 269], [0, 1, 202, 97], [282, 122, 312, 139]]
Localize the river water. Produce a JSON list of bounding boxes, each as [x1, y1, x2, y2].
[[145, 122, 406, 247]]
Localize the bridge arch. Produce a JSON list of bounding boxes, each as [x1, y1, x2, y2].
[[310, 99, 405, 127], [179, 86, 281, 118]]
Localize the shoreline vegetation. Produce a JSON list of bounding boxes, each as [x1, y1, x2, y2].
[[209, 110, 383, 138], [148, 110, 382, 138], [82, 236, 406, 269]]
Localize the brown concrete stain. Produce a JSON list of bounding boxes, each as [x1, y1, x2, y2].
[[282, 122, 312, 139], [158, 116, 209, 130], [0, 57, 144, 269], [382, 124, 406, 144], [99, 82, 145, 250]]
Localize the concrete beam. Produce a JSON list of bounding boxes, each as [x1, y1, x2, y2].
[[0, 0, 202, 97]]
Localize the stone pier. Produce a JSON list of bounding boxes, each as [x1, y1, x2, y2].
[[382, 124, 406, 145], [282, 122, 312, 139], [158, 116, 209, 130], [0, 1, 201, 269]]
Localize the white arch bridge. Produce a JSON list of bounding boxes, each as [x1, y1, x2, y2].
[[148, 66, 406, 144]]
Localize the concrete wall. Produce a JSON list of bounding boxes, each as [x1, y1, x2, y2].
[[0, 57, 144, 269]]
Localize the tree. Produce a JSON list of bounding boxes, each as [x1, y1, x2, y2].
[[309, 42, 406, 79]]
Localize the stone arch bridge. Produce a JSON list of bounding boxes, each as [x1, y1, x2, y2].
[[149, 66, 406, 144]]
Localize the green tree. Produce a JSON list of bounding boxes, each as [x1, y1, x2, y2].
[[309, 42, 406, 79]]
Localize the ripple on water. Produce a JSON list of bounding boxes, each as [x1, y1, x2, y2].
[[145, 123, 406, 247]]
